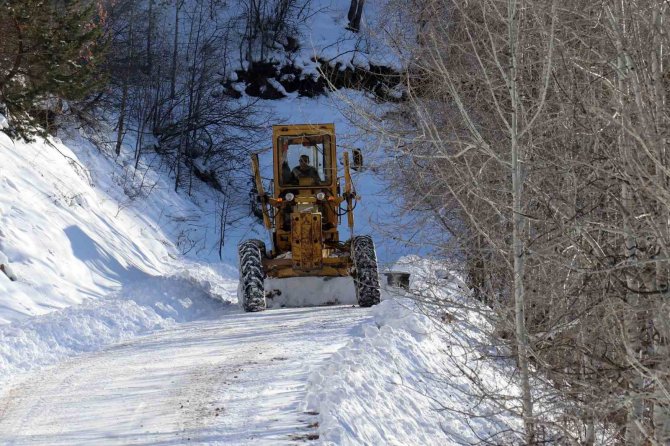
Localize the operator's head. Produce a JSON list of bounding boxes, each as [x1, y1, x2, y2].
[[299, 155, 310, 168]]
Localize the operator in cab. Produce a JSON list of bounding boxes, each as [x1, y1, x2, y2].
[[290, 154, 321, 184]]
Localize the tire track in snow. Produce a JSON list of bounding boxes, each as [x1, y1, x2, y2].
[[0, 306, 370, 445]]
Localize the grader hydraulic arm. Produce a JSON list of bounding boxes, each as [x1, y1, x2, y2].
[[251, 153, 271, 230]]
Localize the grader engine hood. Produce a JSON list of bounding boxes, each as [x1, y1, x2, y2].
[[290, 212, 322, 271]]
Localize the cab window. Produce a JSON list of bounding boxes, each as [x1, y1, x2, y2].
[[278, 135, 333, 186]]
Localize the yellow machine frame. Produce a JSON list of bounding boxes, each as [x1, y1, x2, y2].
[[250, 124, 358, 279]]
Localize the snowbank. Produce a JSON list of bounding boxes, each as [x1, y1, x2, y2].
[[0, 115, 243, 387], [0, 120, 245, 325], [306, 261, 523, 445], [0, 131, 167, 323], [0, 264, 238, 389]]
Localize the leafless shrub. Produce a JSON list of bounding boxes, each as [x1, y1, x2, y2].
[[359, 0, 670, 443]]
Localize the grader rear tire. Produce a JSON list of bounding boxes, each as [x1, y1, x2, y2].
[[238, 240, 267, 312], [351, 235, 381, 307]]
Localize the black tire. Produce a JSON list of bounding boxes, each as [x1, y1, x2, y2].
[[351, 235, 381, 307], [238, 239, 266, 312]]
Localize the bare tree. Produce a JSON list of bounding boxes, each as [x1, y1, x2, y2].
[[347, 0, 365, 32], [361, 0, 670, 443]]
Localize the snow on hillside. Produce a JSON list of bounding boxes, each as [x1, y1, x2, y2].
[[306, 263, 523, 445], [224, 0, 400, 77], [0, 123, 239, 387], [0, 125, 232, 325]]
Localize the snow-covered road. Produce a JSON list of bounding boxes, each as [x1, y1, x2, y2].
[[0, 306, 370, 445]]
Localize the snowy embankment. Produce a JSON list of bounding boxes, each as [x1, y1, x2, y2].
[[307, 261, 523, 445], [0, 130, 161, 323], [0, 120, 239, 390], [0, 267, 237, 382]]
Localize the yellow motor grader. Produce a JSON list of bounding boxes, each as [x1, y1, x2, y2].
[[238, 123, 381, 312]]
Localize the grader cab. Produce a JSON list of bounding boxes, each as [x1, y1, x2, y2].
[[238, 123, 381, 311]]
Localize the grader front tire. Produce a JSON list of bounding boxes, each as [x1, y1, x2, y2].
[[238, 240, 267, 312], [352, 235, 381, 307]]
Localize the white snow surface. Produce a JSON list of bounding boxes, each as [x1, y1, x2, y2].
[[0, 130, 169, 324], [0, 2, 523, 443], [306, 280, 522, 446], [299, 0, 401, 71], [0, 266, 236, 380], [0, 126, 523, 443]]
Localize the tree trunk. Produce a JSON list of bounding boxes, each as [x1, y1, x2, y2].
[[347, 0, 365, 32], [115, 5, 135, 157], [650, 4, 670, 441], [509, 0, 534, 442], [115, 82, 128, 157], [146, 0, 154, 76], [170, 1, 182, 102]]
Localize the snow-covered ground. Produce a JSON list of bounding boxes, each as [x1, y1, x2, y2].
[[308, 280, 523, 445], [0, 305, 370, 445], [0, 1, 525, 443], [0, 117, 524, 443]]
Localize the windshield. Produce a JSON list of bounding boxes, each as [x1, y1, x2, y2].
[[278, 134, 333, 187]]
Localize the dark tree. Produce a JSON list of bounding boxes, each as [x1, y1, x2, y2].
[[346, 0, 365, 32], [0, 0, 106, 138]]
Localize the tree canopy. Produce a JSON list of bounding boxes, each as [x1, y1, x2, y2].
[[0, 0, 106, 138]]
